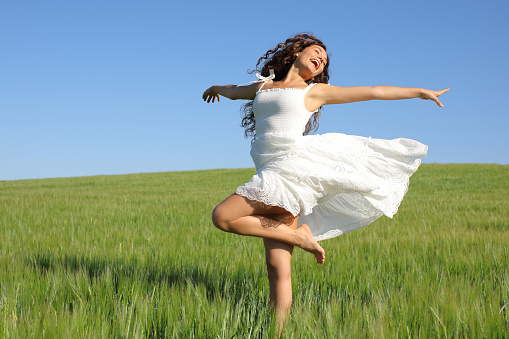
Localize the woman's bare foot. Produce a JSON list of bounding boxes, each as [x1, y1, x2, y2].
[[296, 224, 325, 264]]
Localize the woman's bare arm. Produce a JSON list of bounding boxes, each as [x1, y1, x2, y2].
[[308, 84, 450, 109], [203, 83, 259, 103]]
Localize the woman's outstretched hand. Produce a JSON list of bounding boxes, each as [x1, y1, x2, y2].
[[203, 86, 220, 103], [419, 88, 450, 107]]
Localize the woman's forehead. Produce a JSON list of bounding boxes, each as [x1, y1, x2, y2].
[[311, 45, 328, 60]]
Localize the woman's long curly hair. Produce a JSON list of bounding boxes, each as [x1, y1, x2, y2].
[[241, 33, 330, 139]]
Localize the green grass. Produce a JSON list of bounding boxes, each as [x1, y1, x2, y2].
[[1, 164, 508, 338]]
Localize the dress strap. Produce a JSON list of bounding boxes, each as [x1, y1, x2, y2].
[[303, 82, 317, 94], [257, 81, 268, 92], [256, 69, 275, 92], [237, 69, 275, 91], [256, 69, 276, 83]]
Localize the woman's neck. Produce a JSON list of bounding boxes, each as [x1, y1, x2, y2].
[[281, 66, 310, 85]]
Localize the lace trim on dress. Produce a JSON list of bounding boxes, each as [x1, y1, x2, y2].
[[313, 214, 382, 241], [236, 185, 302, 217]]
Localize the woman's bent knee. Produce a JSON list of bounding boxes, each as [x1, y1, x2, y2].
[[211, 205, 231, 232]]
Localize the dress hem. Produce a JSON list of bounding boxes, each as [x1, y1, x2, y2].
[[235, 187, 302, 217]]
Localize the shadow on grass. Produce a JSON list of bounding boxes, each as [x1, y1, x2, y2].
[[27, 252, 265, 304]]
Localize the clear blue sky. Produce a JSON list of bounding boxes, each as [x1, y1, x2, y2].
[[1, 1, 508, 181]]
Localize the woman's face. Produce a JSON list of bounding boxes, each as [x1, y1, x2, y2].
[[294, 45, 328, 80]]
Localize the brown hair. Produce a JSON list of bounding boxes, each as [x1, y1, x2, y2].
[[241, 33, 330, 139]]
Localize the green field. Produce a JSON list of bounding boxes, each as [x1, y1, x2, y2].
[[1, 164, 508, 338]]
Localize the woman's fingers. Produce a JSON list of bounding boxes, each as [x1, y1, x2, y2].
[[205, 94, 220, 103], [433, 88, 450, 107], [203, 88, 220, 103], [421, 88, 449, 107], [437, 88, 450, 96]]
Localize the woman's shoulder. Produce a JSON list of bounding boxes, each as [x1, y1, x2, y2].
[[306, 82, 331, 96], [309, 82, 331, 90]]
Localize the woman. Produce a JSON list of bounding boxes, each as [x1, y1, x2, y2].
[[203, 33, 448, 326]]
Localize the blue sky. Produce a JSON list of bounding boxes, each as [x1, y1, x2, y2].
[[1, 1, 508, 181]]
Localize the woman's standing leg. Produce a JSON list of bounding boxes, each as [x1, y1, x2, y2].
[[263, 212, 299, 334]]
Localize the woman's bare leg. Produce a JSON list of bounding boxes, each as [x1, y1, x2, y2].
[[264, 237, 293, 334], [263, 212, 298, 335], [211, 194, 325, 264]]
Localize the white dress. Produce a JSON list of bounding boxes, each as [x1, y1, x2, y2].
[[235, 82, 428, 241]]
